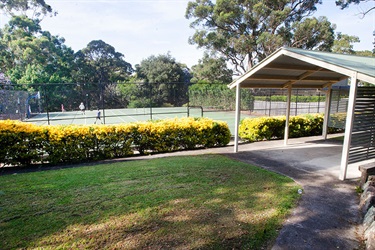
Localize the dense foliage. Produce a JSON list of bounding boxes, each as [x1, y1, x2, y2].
[[73, 40, 133, 84], [0, 16, 75, 84], [189, 83, 254, 110], [190, 53, 233, 84], [0, 117, 231, 167], [131, 53, 189, 107], [239, 114, 342, 142], [254, 95, 325, 103], [0, 0, 54, 17], [185, 0, 335, 73]]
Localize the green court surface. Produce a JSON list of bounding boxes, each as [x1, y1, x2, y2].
[[25, 107, 256, 135]]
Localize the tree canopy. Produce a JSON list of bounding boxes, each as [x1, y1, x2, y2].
[[133, 53, 188, 106], [136, 53, 185, 83], [73, 40, 133, 84], [185, 0, 336, 74], [332, 33, 360, 54], [0, 15, 74, 84], [0, 0, 54, 18], [190, 53, 233, 84], [335, 0, 374, 16]]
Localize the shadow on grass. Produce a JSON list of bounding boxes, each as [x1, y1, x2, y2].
[[0, 155, 299, 249]]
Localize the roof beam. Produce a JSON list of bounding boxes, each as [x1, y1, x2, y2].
[[240, 84, 328, 89], [282, 69, 321, 88], [250, 74, 342, 82], [264, 63, 332, 72]]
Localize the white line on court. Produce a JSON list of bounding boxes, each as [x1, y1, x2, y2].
[[108, 110, 138, 123]]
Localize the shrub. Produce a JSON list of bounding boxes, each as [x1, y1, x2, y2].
[[0, 120, 47, 166], [239, 114, 341, 142], [0, 117, 231, 167]]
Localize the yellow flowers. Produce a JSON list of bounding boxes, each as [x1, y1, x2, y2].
[[239, 113, 341, 142], [0, 117, 231, 167]]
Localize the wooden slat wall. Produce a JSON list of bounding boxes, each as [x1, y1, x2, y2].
[[349, 87, 375, 164]]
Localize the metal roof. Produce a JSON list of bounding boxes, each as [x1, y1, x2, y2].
[[228, 47, 375, 89]]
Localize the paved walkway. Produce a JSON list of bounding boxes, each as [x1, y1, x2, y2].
[[137, 134, 364, 249]]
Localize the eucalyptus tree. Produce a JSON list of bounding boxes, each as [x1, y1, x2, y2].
[[335, 0, 374, 16], [73, 40, 133, 84], [185, 0, 335, 74], [135, 53, 188, 107], [72, 40, 133, 110], [0, 0, 55, 18], [332, 33, 360, 54], [190, 53, 233, 84], [0, 15, 74, 84]]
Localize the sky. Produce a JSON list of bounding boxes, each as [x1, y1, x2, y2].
[[0, 0, 374, 69]]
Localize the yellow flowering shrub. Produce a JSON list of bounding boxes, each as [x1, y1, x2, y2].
[[239, 114, 341, 142], [132, 117, 231, 155], [0, 120, 47, 166], [0, 117, 231, 167]]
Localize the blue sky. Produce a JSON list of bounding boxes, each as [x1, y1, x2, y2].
[[0, 0, 374, 69]]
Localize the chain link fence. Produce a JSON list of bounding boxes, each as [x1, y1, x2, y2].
[[0, 82, 349, 124]]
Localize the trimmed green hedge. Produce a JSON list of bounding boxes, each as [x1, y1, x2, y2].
[[254, 95, 325, 102], [0, 117, 231, 167], [239, 114, 342, 142]]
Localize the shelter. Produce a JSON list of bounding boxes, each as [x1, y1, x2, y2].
[[228, 47, 375, 180]]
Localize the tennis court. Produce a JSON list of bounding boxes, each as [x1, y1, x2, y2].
[[25, 107, 256, 135]]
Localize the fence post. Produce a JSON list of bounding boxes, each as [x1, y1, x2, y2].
[[295, 89, 298, 116], [268, 90, 272, 117], [43, 85, 50, 125], [317, 92, 321, 113], [100, 82, 106, 124], [149, 83, 153, 120]]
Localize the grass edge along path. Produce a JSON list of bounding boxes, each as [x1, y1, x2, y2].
[[0, 155, 301, 249]]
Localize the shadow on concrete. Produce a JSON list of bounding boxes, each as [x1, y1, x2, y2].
[[222, 137, 363, 249]]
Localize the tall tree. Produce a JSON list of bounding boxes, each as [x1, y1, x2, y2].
[[332, 32, 360, 54], [73, 40, 133, 84], [0, 15, 74, 84], [191, 53, 233, 84], [289, 16, 335, 51], [135, 53, 188, 106], [0, 0, 54, 18], [185, 0, 336, 74], [335, 0, 374, 16]]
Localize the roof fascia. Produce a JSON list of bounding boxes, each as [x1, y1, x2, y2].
[[357, 73, 375, 84]]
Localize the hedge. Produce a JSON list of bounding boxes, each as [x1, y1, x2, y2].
[[239, 114, 342, 142], [0, 117, 231, 167], [254, 95, 325, 103]]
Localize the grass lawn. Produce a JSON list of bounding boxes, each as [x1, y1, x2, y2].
[[0, 155, 300, 249]]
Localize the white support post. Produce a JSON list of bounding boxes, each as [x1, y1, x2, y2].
[[234, 84, 241, 152], [322, 86, 332, 140], [284, 85, 292, 145], [340, 73, 358, 180]]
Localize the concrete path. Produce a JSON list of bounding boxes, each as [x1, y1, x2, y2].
[[142, 134, 364, 249], [223, 137, 363, 250]]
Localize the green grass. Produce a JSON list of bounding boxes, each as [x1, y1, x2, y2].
[[0, 155, 300, 249]]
